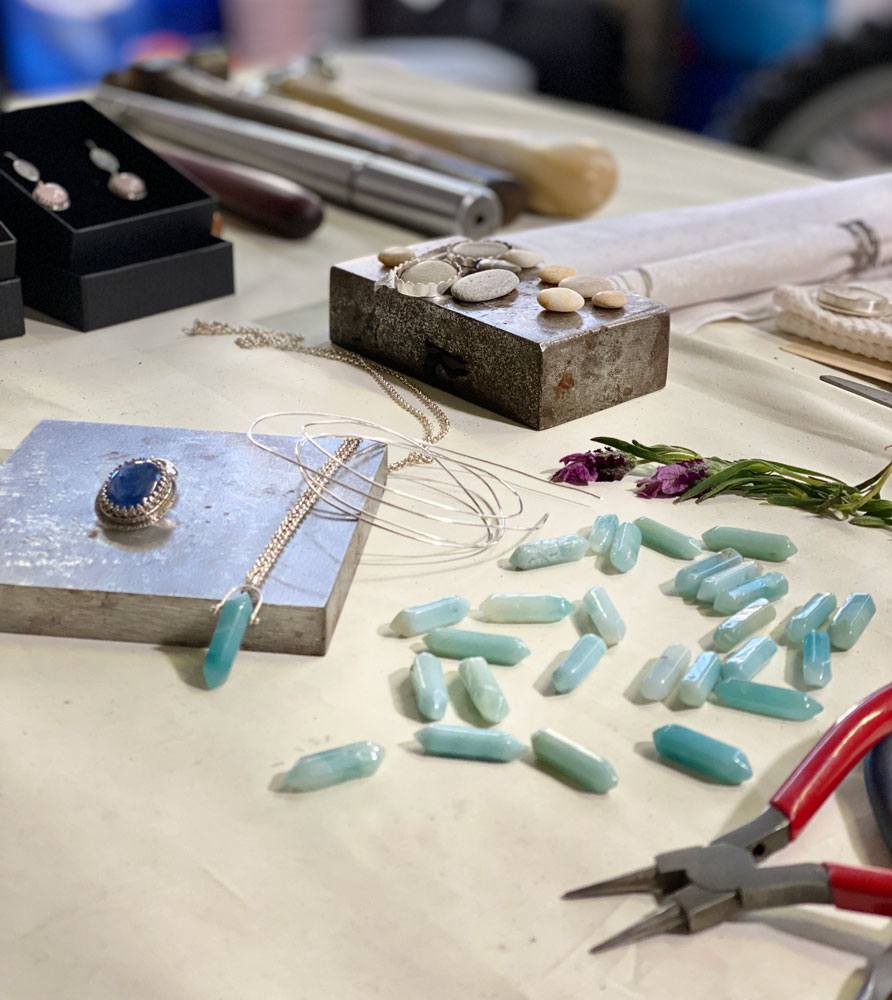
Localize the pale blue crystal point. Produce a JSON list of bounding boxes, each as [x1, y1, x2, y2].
[[423, 627, 530, 665], [713, 571, 788, 614], [786, 592, 837, 645], [678, 652, 722, 707], [608, 522, 641, 573], [696, 560, 760, 604], [635, 516, 703, 559], [802, 630, 832, 689], [581, 586, 625, 646], [653, 724, 753, 785], [458, 657, 509, 723], [531, 729, 618, 793], [478, 592, 573, 623], [589, 514, 619, 554], [713, 678, 823, 721], [551, 633, 607, 694], [713, 599, 776, 652], [390, 595, 470, 637], [702, 526, 797, 562], [281, 740, 384, 791], [829, 593, 876, 650], [204, 591, 253, 689], [639, 644, 691, 701], [415, 723, 525, 762], [721, 635, 778, 681], [674, 549, 742, 599], [510, 534, 588, 570], [411, 652, 448, 721]]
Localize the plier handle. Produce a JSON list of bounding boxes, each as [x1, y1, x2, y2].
[[566, 682, 892, 953]]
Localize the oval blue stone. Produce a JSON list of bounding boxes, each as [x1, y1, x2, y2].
[[107, 461, 162, 508]]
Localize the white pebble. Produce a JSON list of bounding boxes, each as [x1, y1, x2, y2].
[[538, 287, 585, 312], [539, 263, 577, 284], [502, 248, 543, 269], [400, 259, 458, 283], [451, 269, 519, 302], [378, 245, 416, 267], [559, 275, 615, 298], [453, 239, 510, 260], [592, 289, 627, 309], [477, 257, 521, 273]]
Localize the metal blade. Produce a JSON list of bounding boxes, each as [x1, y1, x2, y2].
[[563, 865, 659, 901], [588, 901, 686, 955], [820, 375, 892, 410]]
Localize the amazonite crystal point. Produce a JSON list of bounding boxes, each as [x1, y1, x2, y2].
[[608, 521, 641, 573], [713, 678, 823, 721], [675, 549, 742, 599], [510, 534, 587, 570], [635, 516, 703, 560], [459, 657, 509, 723], [390, 595, 470, 637], [639, 643, 691, 702], [713, 571, 788, 614], [531, 729, 618, 793], [423, 627, 530, 665], [786, 592, 837, 645], [415, 723, 525, 762], [204, 591, 253, 689], [696, 560, 760, 604], [411, 652, 448, 721], [478, 592, 573, 624], [713, 599, 776, 652], [551, 633, 607, 694], [678, 652, 722, 707], [702, 526, 797, 562], [721, 635, 778, 681], [589, 513, 619, 554], [829, 593, 876, 650], [281, 740, 384, 792], [802, 630, 832, 689], [653, 724, 753, 785], [581, 586, 625, 646]]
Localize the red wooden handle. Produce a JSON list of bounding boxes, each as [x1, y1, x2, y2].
[[772, 683, 892, 838], [826, 863, 892, 916]]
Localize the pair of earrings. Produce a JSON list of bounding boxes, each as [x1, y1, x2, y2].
[[4, 140, 147, 212]]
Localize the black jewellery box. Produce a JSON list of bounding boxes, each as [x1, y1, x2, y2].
[[0, 100, 234, 330], [0, 221, 24, 340]]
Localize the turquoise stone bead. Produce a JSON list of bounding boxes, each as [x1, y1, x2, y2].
[[478, 592, 573, 623], [702, 525, 797, 562], [696, 560, 760, 604], [639, 643, 691, 701], [721, 635, 778, 681], [713, 599, 776, 652], [589, 513, 619, 554], [415, 723, 525, 762], [713, 571, 788, 614], [608, 522, 641, 573], [713, 678, 823, 721], [204, 592, 253, 689], [802, 630, 832, 689], [531, 729, 618, 793], [411, 652, 448, 721], [635, 516, 703, 560], [653, 724, 753, 785], [390, 595, 470, 637], [674, 549, 742, 599], [581, 586, 625, 646], [510, 534, 587, 570], [678, 652, 722, 707], [281, 740, 384, 791], [786, 592, 837, 645], [458, 657, 509, 723], [829, 593, 876, 650], [423, 627, 530, 665], [551, 633, 607, 694]]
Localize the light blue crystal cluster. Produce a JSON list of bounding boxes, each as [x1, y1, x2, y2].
[[652, 724, 752, 784], [551, 634, 607, 694], [713, 599, 776, 652], [639, 644, 691, 702], [702, 526, 797, 562], [390, 596, 470, 637], [531, 729, 617, 793], [424, 627, 530, 665], [608, 522, 641, 573], [786, 592, 836, 645], [459, 657, 509, 723], [721, 635, 778, 681], [802, 630, 832, 688], [678, 652, 722, 707], [510, 534, 588, 570], [674, 549, 742, 599], [478, 592, 573, 623], [411, 652, 448, 721], [415, 724, 525, 761], [635, 517, 702, 559], [829, 593, 876, 650], [713, 678, 823, 720], [281, 741, 385, 791], [581, 586, 625, 646], [713, 571, 788, 614]]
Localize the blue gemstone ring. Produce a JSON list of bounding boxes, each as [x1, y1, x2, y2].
[[95, 457, 178, 530]]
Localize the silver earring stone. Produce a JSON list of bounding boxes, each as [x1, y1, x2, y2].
[[5, 151, 70, 212], [87, 141, 147, 201]]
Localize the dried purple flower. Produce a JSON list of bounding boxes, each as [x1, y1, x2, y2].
[[550, 448, 633, 485], [635, 459, 710, 498]]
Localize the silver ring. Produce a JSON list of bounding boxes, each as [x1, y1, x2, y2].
[[816, 284, 890, 318], [95, 457, 178, 530]]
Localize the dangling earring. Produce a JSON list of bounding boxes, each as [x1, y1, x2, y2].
[[86, 140, 147, 201], [4, 151, 70, 211]]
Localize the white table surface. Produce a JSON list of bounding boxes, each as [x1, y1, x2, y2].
[[1, 85, 890, 1000]]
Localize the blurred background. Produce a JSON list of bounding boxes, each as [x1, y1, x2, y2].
[[3, 0, 892, 176]]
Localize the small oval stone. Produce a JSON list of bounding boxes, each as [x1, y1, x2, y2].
[[378, 245, 416, 267], [451, 269, 519, 303], [592, 289, 627, 309], [477, 257, 520, 273], [559, 275, 614, 297], [538, 287, 584, 312], [538, 263, 577, 284], [453, 239, 509, 259], [400, 259, 457, 284], [502, 248, 543, 269]]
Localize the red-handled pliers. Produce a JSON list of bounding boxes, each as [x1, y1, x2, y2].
[[565, 682, 892, 954]]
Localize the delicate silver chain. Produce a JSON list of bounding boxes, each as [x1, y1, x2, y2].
[[187, 319, 450, 472]]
